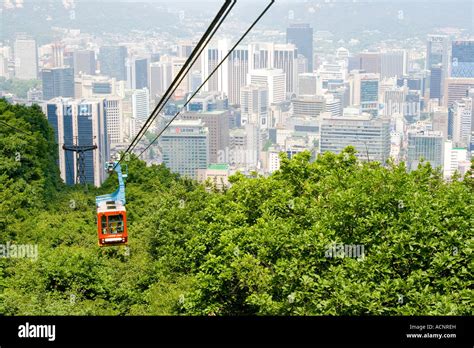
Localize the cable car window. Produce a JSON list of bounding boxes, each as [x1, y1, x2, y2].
[[108, 215, 124, 234], [101, 215, 108, 234]]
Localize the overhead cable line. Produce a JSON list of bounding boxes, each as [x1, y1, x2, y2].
[[116, 0, 235, 167], [136, 0, 275, 159], [0, 119, 31, 135]]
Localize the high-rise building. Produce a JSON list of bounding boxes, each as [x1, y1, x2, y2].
[[429, 64, 443, 101], [383, 87, 406, 117], [286, 23, 313, 71], [105, 97, 124, 146], [451, 40, 474, 78], [134, 57, 149, 90], [99, 46, 127, 81], [350, 72, 380, 117], [160, 119, 209, 179], [201, 40, 249, 105], [180, 110, 230, 163], [444, 78, 474, 108], [240, 84, 269, 128], [407, 130, 444, 171], [426, 35, 449, 70], [248, 68, 286, 105], [358, 52, 381, 74], [132, 87, 150, 126], [73, 50, 96, 75], [42, 67, 75, 100], [44, 98, 109, 186], [432, 108, 449, 139], [297, 72, 319, 96], [381, 50, 406, 79], [452, 97, 472, 147], [51, 42, 65, 68], [149, 60, 173, 98], [14, 37, 38, 80], [273, 43, 298, 95], [320, 113, 391, 163]]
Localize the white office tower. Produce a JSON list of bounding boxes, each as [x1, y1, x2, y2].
[[383, 87, 407, 117], [248, 42, 298, 95], [324, 94, 342, 117], [407, 130, 444, 171], [159, 120, 209, 180], [44, 98, 109, 186], [132, 88, 150, 137], [248, 68, 286, 105], [105, 97, 124, 145], [452, 97, 473, 147], [14, 37, 38, 80], [201, 39, 249, 105], [149, 60, 172, 98], [291, 95, 326, 118], [443, 140, 468, 179], [320, 112, 391, 163], [240, 84, 269, 129], [298, 73, 320, 96], [273, 44, 298, 95], [336, 47, 350, 61], [380, 50, 406, 79], [317, 62, 346, 89]]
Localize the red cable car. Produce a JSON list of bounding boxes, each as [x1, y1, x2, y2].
[[96, 161, 128, 247]]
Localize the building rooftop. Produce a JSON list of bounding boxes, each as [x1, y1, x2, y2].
[[208, 163, 229, 171]]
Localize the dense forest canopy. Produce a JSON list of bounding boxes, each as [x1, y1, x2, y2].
[[0, 99, 472, 315]]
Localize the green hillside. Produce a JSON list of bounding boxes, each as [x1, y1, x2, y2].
[[0, 99, 472, 315]]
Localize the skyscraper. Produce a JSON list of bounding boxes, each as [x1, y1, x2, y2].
[[14, 37, 38, 80], [73, 50, 96, 75], [451, 40, 474, 78], [240, 84, 269, 128], [426, 35, 449, 70], [444, 78, 474, 108], [105, 97, 124, 146], [42, 67, 75, 100], [248, 68, 286, 105], [381, 50, 406, 79], [452, 97, 472, 147], [429, 65, 443, 101], [286, 23, 313, 71], [132, 87, 150, 125], [180, 110, 229, 163], [99, 46, 127, 81], [358, 52, 381, 74], [134, 57, 149, 90], [160, 119, 209, 179], [149, 60, 173, 98], [201, 40, 249, 105], [44, 98, 109, 186], [273, 43, 298, 95]]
